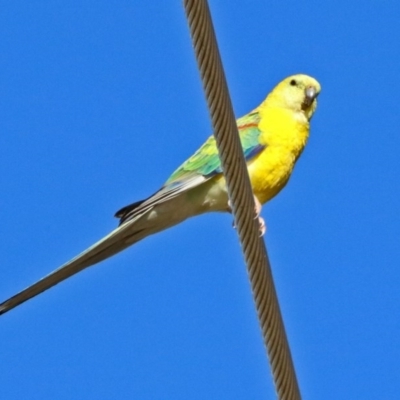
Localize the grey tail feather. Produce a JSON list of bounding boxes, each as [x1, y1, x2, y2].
[[0, 215, 148, 316]]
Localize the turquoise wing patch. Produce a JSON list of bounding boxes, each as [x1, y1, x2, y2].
[[166, 110, 264, 185]]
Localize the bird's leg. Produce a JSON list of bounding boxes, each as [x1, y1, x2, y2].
[[228, 196, 266, 236], [253, 196, 266, 236]]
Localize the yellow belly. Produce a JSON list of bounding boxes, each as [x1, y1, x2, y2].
[[203, 107, 310, 209], [247, 107, 310, 204], [246, 147, 295, 203]]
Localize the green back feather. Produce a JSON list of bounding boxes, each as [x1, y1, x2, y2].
[[166, 110, 263, 185]]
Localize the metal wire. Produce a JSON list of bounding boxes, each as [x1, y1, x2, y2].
[[182, 1, 301, 399]]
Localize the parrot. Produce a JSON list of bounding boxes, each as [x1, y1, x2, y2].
[[0, 74, 320, 315]]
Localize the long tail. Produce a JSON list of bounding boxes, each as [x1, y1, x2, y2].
[[0, 211, 152, 316]]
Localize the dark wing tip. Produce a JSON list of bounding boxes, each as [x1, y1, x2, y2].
[[115, 198, 148, 225]]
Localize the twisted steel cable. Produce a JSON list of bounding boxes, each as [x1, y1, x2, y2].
[[183, 1, 301, 399]]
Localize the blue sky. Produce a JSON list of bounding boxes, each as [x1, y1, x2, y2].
[[1, 1, 400, 399]]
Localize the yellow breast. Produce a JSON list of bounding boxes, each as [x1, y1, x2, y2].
[[247, 106, 310, 204]]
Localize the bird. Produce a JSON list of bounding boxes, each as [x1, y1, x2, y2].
[[0, 74, 320, 315]]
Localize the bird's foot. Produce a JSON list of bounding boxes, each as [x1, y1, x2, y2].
[[228, 196, 266, 236], [257, 216, 266, 237], [253, 196, 266, 236]]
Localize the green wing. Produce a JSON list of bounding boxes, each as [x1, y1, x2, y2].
[[166, 110, 264, 186], [116, 110, 264, 225]]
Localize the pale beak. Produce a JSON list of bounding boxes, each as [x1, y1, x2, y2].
[[302, 86, 318, 110]]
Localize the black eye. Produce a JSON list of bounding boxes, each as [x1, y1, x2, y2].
[[290, 79, 297, 86]]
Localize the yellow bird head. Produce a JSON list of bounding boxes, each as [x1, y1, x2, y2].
[[266, 74, 321, 120]]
